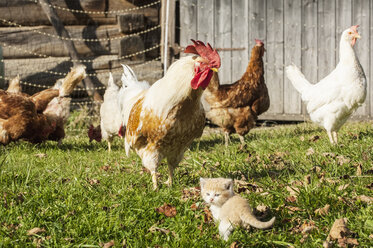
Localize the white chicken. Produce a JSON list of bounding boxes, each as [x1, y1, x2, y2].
[[100, 73, 123, 152], [286, 25, 367, 144]]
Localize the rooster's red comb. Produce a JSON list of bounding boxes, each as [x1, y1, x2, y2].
[[350, 25, 359, 33], [255, 39, 264, 46], [184, 39, 221, 68]]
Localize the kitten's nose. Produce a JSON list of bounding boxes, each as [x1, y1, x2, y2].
[[210, 198, 214, 202]]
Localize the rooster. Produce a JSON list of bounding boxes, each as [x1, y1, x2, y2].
[[286, 25, 366, 144], [123, 40, 220, 189], [203, 39, 269, 147], [0, 66, 86, 145]]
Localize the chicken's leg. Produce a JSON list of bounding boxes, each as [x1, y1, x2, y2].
[[239, 135, 245, 145], [0, 119, 10, 145], [224, 132, 231, 147], [166, 153, 184, 187], [107, 141, 111, 153], [327, 130, 335, 145], [142, 152, 161, 190], [332, 131, 338, 144]]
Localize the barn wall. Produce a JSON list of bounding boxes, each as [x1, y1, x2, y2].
[[179, 0, 372, 121]]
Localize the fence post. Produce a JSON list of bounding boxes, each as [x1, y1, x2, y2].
[[161, 0, 175, 73], [0, 46, 4, 89]]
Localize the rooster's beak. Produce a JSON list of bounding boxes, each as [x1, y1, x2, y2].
[[354, 34, 361, 39], [211, 68, 219, 72]]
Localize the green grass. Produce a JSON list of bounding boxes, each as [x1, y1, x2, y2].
[[1, 115, 372, 247]]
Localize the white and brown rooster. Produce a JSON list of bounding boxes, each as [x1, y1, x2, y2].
[[123, 40, 221, 189], [286, 25, 367, 144]]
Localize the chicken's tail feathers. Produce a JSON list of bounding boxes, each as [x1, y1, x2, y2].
[[7, 75, 21, 93], [107, 72, 119, 90], [59, 65, 87, 97], [121, 64, 138, 87], [285, 64, 311, 95]]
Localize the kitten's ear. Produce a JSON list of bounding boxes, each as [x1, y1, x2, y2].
[[225, 179, 233, 190], [200, 178, 206, 188]]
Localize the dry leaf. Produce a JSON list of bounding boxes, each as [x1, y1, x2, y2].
[[356, 164, 362, 176], [366, 183, 373, 190], [101, 240, 115, 248], [149, 225, 171, 235], [314, 204, 330, 216], [190, 203, 198, 211], [323, 241, 333, 248], [337, 155, 351, 165], [230, 241, 240, 248], [309, 135, 320, 142], [328, 218, 350, 240], [311, 166, 322, 173], [338, 237, 359, 247], [155, 203, 177, 217], [203, 206, 213, 223], [369, 234, 373, 239], [322, 152, 336, 158], [100, 165, 112, 171], [87, 178, 100, 186], [338, 184, 349, 191], [300, 136, 305, 141], [234, 180, 263, 193], [306, 147, 315, 156], [34, 153, 47, 158], [355, 195, 373, 204], [304, 175, 311, 185], [286, 186, 299, 196], [181, 187, 200, 201], [286, 195, 297, 203], [27, 227, 45, 236]]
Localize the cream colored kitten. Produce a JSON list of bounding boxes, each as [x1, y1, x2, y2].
[[200, 177, 275, 241]]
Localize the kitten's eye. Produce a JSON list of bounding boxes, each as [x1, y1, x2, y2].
[[215, 194, 220, 197], [206, 193, 210, 196]]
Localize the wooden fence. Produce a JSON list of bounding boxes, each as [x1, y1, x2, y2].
[[178, 0, 373, 121]]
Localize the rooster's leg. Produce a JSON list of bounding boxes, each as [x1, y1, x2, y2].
[[108, 141, 111, 152], [142, 152, 161, 190], [327, 130, 335, 144], [166, 153, 184, 187], [224, 132, 230, 147], [239, 135, 245, 145], [332, 131, 338, 144]]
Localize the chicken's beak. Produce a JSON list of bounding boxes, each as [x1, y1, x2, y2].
[[211, 68, 219, 72], [354, 33, 361, 39]]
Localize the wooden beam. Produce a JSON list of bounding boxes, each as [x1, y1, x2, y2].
[[160, 0, 175, 71], [38, 0, 102, 101]]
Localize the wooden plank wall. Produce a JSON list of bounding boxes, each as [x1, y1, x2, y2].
[[179, 0, 373, 121]]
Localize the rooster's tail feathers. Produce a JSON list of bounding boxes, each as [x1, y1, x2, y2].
[[121, 64, 138, 87], [59, 65, 87, 97], [107, 72, 119, 90], [285, 64, 311, 96]]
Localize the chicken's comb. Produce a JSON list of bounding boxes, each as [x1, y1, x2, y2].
[[184, 39, 221, 68], [255, 39, 264, 46], [351, 25, 359, 33]]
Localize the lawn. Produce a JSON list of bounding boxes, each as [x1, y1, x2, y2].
[[1, 113, 372, 247]]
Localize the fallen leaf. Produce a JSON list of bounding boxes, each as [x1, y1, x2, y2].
[[27, 227, 45, 236], [369, 234, 373, 239], [286, 186, 299, 196], [230, 241, 240, 248], [190, 203, 198, 211], [322, 152, 336, 158], [100, 165, 112, 171], [323, 241, 333, 248], [309, 135, 320, 142], [34, 153, 47, 158], [87, 178, 100, 186], [155, 203, 177, 217], [338, 184, 349, 191], [366, 183, 373, 190], [355, 195, 373, 204], [306, 147, 315, 156], [285, 206, 302, 213], [203, 206, 213, 223], [356, 164, 362, 176], [149, 225, 171, 235], [338, 237, 359, 247], [181, 187, 200, 201], [285, 195, 297, 203], [311, 166, 322, 173], [304, 175, 311, 185], [328, 218, 350, 240], [300, 136, 305, 141], [314, 204, 330, 216], [101, 240, 115, 248], [337, 155, 351, 165], [234, 180, 263, 193]]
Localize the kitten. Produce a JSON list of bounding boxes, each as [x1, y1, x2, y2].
[[200, 177, 275, 241]]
